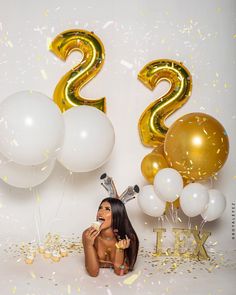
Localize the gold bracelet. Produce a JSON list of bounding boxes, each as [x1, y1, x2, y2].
[[115, 243, 124, 251]]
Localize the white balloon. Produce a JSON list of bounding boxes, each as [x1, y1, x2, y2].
[[153, 168, 183, 202], [0, 91, 64, 165], [0, 152, 55, 188], [180, 183, 209, 217], [138, 185, 166, 217], [58, 106, 115, 172], [201, 189, 226, 222]]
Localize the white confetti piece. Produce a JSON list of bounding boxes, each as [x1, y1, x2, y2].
[[103, 21, 114, 29], [120, 60, 133, 69], [123, 271, 141, 285], [40, 69, 48, 80]]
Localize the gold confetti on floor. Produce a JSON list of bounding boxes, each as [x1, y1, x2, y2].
[[123, 271, 141, 285]]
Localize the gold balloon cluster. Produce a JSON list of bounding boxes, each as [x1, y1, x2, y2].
[[139, 59, 229, 186]]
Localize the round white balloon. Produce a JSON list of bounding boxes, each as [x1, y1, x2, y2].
[[180, 183, 209, 217], [153, 168, 183, 202], [57, 106, 115, 172], [201, 189, 226, 222], [138, 185, 166, 217], [0, 152, 55, 188], [0, 91, 64, 165]]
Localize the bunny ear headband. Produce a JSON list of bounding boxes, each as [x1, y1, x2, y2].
[[100, 173, 139, 204]]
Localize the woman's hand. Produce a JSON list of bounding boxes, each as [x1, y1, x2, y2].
[[83, 227, 100, 247], [116, 235, 130, 250]]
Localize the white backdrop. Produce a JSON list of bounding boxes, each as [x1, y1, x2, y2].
[[0, 0, 236, 294]]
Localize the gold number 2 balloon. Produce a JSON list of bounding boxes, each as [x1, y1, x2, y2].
[[50, 29, 106, 113], [138, 59, 192, 147]]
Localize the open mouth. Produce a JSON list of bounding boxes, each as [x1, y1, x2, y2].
[[98, 217, 105, 222]]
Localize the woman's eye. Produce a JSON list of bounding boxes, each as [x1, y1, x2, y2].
[[105, 207, 111, 211]]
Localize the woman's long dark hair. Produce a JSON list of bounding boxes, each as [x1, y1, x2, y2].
[[100, 197, 139, 271]]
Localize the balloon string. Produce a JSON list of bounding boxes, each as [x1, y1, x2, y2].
[[47, 170, 71, 233], [168, 207, 173, 223], [157, 216, 164, 228], [164, 213, 172, 227], [209, 177, 213, 189], [172, 202, 179, 224], [187, 217, 191, 230], [32, 186, 42, 244], [68, 172, 76, 218], [174, 207, 178, 223], [200, 219, 206, 231], [167, 204, 179, 225]]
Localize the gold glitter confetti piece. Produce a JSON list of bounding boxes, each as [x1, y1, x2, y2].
[[172, 263, 177, 269], [30, 271, 36, 279], [233, 34, 236, 38], [2, 176, 8, 182], [40, 69, 48, 80], [8, 41, 13, 48], [36, 194, 41, 203], [12, 287, 16, 294], [67, 284, 71, 294], [77, 287, 80, 293], [44, 9, 49, 16], [224, 83, 229, 88], [47, 37, 52, 49], [123, 271, 141, 285], [203, 129, 208, 135]]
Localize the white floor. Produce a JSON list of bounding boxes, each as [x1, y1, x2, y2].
[[1, 239, 236, 295]]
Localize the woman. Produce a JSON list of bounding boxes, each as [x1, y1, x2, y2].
[[82, 197, 139, 276]]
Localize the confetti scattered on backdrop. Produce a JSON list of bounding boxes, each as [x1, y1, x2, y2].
[[0, 0, 236, 294]]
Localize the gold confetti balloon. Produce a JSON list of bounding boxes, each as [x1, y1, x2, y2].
[[164, 113, 229, 181], [141, 147, 168, 183]]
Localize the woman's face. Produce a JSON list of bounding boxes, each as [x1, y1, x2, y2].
[[97, 201, 112, 230]]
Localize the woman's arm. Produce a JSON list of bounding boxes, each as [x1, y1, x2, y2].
[[113, 235, 130, 275], [82, 227, 100, 277]]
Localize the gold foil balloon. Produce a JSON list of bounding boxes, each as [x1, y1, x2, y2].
[[50, 29, 106, 113], [164, 113, 229, 181], [141, 148, 168, 183], [138, 59, 192, 147]]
